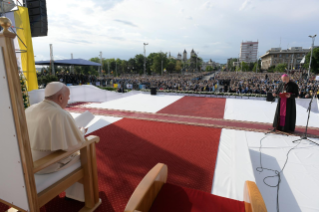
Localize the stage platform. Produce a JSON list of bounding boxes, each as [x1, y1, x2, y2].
[[2, 91, 317, 212], [64, 93, 319, 212]]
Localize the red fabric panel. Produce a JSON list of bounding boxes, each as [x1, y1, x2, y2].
[[280, 98, 287, 126], [149, 183, 245, 212], [158, 97, 226, 119], [0, 119, 221, 212]]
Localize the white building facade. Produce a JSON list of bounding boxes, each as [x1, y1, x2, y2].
[[240, 41, 259, 63]]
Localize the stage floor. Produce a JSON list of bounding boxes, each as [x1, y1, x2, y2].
[[4, 94, 316, 212]]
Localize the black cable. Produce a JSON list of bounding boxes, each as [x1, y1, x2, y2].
[[256, 134, 302, 212]]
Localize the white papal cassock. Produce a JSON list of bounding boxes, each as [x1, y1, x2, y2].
[[26, 99, 87, 201]]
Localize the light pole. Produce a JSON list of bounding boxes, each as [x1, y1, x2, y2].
[[99, 51, 102, 76], [237, 53, 239, 73], [161, 59, 163, 75], [143, 43, 148, 75], [256, 52, 258, 73], [308, 34, 317, 79]]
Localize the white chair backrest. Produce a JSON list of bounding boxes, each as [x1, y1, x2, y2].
[[0, 48, 29, 211]]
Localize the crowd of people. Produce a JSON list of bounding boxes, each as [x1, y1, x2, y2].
[[37, 70, 319, 99], [214, 70, 318, 98], [37, 73, 99, 85]]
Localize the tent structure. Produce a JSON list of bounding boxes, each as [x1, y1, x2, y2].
[[35, 59, 102, 66]]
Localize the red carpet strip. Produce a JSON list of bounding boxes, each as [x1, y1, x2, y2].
[[0, 119, 222, 212], [66, 106, 319, 138], [149, 183, 245, 212], [158, 96, 226, 119]]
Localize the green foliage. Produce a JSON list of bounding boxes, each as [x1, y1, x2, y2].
[[206, 66, 214, 72], [97, 86, 117, 91], [20, 74, 30, 109], [241, 62, 250, 71], [268, 65, 276, 72], [252, 59, 261, 72], [151, 52, 168, 74], [275, 63, 287, 72], [175, 60, 182, 72], [227, 58, 238, 71], [303, 47, 319, 74], [38, 75, 58, 86]]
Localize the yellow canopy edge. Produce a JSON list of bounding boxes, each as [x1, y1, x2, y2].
[[14, 6, 38, 91]]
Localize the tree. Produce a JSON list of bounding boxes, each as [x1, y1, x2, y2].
[[275, 63, 287, 72], [151, 52, 168, 75], [166, 61, 175, 73], [134, 54, 145, 74], [252, 59, 262, 72], [241, 62, 250, 71], [175, 60, 182, 72], [206, 66, 214, 72], [303, 47, 319, 74]]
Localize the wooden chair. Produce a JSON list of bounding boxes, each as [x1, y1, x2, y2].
[[0, 17, 101, 212], [124, 163, 267, 212]]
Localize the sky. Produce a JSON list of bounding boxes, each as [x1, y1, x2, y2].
[[32, 0, 319, 63]]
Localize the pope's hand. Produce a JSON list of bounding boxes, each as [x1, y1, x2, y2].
[[286, 94, 291, 98]]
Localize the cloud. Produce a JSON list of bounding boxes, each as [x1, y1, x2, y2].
[[61, 39, 92, 44], [239, 0, 252, 11], [202, 1, 214, 10], [113, 19, 138, 27], [109, 36, 126, 41], [85, 0, 125, 11], [187, 16, 193, 20], [180, 8, 184, 13]]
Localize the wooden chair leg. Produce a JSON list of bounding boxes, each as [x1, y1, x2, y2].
[[90, 143, 99, 204], [79, 144, 102, 212], [80, 145, 95, 209]]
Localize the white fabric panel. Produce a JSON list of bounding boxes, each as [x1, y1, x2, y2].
[[84, 93, 183, 113], [211, 129, 255, 201], [224, 98, 319, 127], [246, 131, 319, 212], [0, 48, 29, 211], [28, 85, 141, 105]]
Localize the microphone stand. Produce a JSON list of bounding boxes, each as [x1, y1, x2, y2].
[[292, 87, 319, 145]]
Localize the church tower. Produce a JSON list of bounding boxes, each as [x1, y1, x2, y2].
[[183, 49, 187, 62]]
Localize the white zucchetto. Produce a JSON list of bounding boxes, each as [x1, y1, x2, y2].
[[45, 82, 65, 97]]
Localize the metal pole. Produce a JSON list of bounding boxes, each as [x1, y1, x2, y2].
[[71, 53, 74, 74], [50, 44, 55, 75], [237, 54, 239, 73], [291, 53, 294, 72], [143, 43, 148, 75], [99, 51, 102, 76], [161, 59, 163, 75], [308, 35, 316, 79], [108, 61, 110, 76], [256, 52, 258, 73]]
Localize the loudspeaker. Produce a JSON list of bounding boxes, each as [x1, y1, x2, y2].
[[150, 87, 157, 95], [26, 0, 48, 37], [266, 93, 275, 102]]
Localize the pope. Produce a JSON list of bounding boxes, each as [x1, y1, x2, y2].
[[25, 82, 88, 202]]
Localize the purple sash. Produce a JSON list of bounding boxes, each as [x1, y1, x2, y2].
[[279, 98, 287, 126]]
